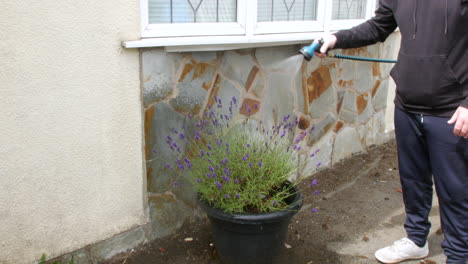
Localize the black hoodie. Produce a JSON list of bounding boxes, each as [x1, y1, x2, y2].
[[334, 0, 468, 117]]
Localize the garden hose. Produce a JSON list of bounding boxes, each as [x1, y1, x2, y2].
[[300, 39, 397, 63]]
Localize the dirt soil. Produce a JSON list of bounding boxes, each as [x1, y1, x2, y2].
[[104, 140, 446, 264]]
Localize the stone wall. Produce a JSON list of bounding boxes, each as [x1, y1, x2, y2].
[[142, 35, 398, 238]]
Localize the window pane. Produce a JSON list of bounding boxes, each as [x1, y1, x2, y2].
[[257, 0, 318, 22], [149, 0, 237, 24], [332, 0, 366, 20]]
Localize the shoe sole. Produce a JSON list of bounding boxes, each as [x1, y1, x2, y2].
[[375, 254, 429, 264]]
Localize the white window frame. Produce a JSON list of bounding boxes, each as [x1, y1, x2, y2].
[[125, 0, 377, 50], [140, 0, 247, 38]]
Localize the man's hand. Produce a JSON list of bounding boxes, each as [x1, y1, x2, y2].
[[447, 106, 468, 138], [314, 35, 337, 58]]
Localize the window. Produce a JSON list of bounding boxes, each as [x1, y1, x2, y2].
[[132, 0, 377, 49]]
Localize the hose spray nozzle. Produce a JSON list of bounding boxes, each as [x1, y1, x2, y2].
[[299, 38, 325, 61]]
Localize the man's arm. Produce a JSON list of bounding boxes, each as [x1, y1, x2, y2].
[[333, 0, 397, 49]]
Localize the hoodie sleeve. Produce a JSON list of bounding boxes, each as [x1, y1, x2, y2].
[[334, 0, 397, 49]]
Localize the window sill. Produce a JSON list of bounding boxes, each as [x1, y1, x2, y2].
[[122, 32, 327, 52]]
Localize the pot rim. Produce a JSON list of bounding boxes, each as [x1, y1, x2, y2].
[[198, 186, 303, 223]]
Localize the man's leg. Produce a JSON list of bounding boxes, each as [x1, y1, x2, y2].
[[394, 108, 434, 246], [424, 114, 468, 264]]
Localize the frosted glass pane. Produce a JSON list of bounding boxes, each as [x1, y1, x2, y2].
[[149, 0, 237, 24], [257, 0, 318, 22], [332, 0, 366, 20]]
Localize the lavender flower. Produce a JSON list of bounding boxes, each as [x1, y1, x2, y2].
[[236, 193, 241, 198], [166, 135, 173, 142], [311, 208, 319, 213], [199, 150, 205, 157], [196, 178, 202, 183], [314, 190, 320, 195], [309, 179, 318, 187], [280, 130, 286, 138], [258, 162, 263, 167], [209, 165, 214, 172], [225, 194, 230, 199], [179, 133, 185, 140], [234, 179, 239, 184], [316, 162, 322, 167], [215, 181, 223, 190], [222, 175, 230, 182], [207, 144, 212, 150], [173, 181, 179, 186], [165, 164, 172, 169], [249, 162, 253, 168]]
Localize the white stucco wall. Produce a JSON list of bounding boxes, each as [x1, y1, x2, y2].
[[0, 1, 146, 263]]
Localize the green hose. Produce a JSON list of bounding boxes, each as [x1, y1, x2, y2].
[[329, 53, 397, 63]]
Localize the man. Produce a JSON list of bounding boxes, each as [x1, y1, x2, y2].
[[316, 0, 468, 263]]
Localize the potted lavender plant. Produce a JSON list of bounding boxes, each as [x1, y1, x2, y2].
[[163, 96, 316, 264]]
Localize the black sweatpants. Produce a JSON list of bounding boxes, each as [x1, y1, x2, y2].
[[394, 107, 468, 264]]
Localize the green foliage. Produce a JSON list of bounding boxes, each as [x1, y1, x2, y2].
[[162, 97, 317, 214], [37, 254, 74, 264], [188, 126, 299, 214]]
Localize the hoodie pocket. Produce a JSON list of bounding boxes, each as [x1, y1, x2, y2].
[[391, 53, 461, 108]]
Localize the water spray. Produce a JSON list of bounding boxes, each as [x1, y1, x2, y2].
[[299, 39, 397, 63]]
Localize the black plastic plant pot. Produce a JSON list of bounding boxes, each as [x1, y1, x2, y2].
[[198, 187, 303, 264]]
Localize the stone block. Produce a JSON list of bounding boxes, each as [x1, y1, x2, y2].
[[295, 69, 307, 114], [255, 45, 299, 72], [206, 75, 241, 120], [171, 60, 216, 114], [307, 113, 337, 146], [300, 132, 333, 177], [372, 79, 389, 111], [89, 227, 147, 263], [145, 103, 195, 193], [338, 56, 355, 82], [192, 52, 217, 62], [142, 49, 183, 107], [262, 73, 295, 131], [354, 61, 374, 94], [342, 90, 357, 112], [309, 85, 336, 119], [48, 248, 90, 264], [358, 102, 374, 124], [148, 195, 193, 240], [221, 51, 256, 88], [332, 126, 365, 164], [365, 111, 388, 147], [340, 108, 357, 123], [249, 69, 265, 98]]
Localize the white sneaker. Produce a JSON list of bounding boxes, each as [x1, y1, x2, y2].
[[375, 237, 429, 263]]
